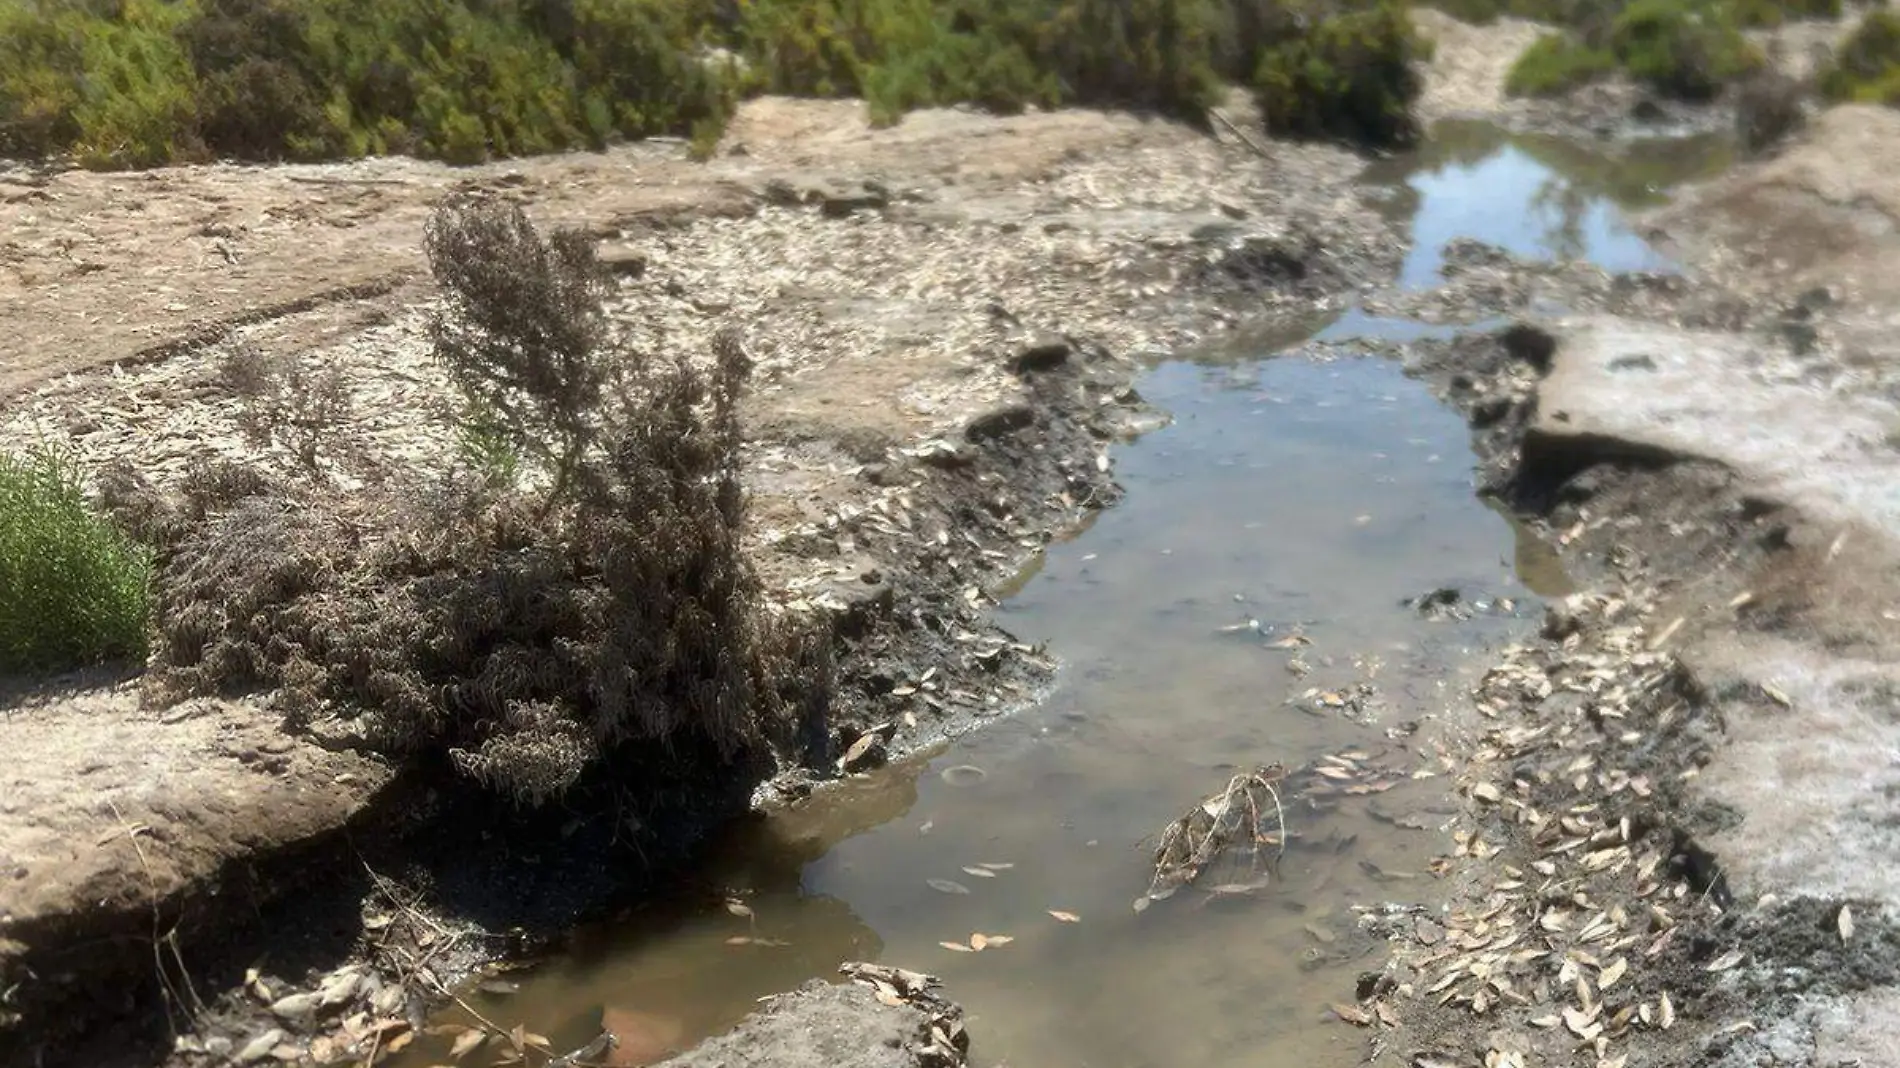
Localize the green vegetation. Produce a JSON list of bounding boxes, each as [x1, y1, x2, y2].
[[0, 0, 1425, 167], [1252, 0, 1429, 146], [1505, 32, 1615, 95], [0, 447, 152, 675], [1819, 9, 1900, 104], [1428, 0, 1838, 26], [1611, 0, 1760, 100], [1490, 0, 1771, 100]]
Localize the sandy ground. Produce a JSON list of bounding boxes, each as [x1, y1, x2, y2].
[[1413, 8, 1545, 126]]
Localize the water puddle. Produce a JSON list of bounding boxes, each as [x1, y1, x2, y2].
[[391, 122, 1723, 1067]]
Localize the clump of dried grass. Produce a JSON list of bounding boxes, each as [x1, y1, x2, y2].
[[126, 198, 832, 805], [221, 344, 355, 474]]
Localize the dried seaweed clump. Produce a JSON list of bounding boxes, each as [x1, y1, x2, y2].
[[138, 198, 832, 805]]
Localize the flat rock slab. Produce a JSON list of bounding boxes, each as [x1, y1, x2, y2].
[[1529, 316, 1900, 532], [653, 981, 949, 1068], [1528, 317, 1900, 905], [0, 681, 389, 961]]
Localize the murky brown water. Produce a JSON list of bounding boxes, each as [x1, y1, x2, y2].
[[390, 124, 1727, 1068]]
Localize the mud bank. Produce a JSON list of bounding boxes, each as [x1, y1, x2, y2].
[[1335, 107, 1900, 1067], [0, 96, 1405, 1066]]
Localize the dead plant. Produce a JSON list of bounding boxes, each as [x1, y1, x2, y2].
[[220, 344, 353, 474], [1138, 763, 1289, 911], [143, 201, 833, 807]]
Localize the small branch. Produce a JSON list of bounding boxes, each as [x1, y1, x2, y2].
[[1209, 108, 1272, 160]]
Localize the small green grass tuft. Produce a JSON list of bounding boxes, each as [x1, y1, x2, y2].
[[1506, 32, 1617, 95], [0, 447, 152, 675], [1820, 9, 1900, 105]]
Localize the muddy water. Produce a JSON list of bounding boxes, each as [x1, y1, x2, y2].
[[393, 124, 1724, 1068]]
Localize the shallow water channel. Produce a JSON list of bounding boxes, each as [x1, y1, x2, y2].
[[394, 122, 1730, 1068]]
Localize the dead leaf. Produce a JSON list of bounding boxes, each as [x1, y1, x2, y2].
[[977, 862, 1015, 871], [969, 933, 989, 951], [927, 878, 972, 895], [1331, 1003, 1372, 1026], [725, 900, 754, 919], [1471, 782, 1503, 803], [1839, 905, 1856, 943], [478, 980, 519, 996], [961, 866, 998, 878], [939, 941, 974, 953], [1563, 1007, 1602, 1041], [1659, 991, 1676, 1030], [1599, 957, 1628, 989], [383, 1032, 414, 1055], [1706, 949, 1745, 972], [448, 1029, 486, 1061], [1375, 1002, 1400, 1028], [981, 934, 1014, 946], [1048, 910, 1081, 923]]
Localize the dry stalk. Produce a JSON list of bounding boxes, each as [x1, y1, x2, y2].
[[1141, 763, 1290, 910], [108, 800, 205, 1031]]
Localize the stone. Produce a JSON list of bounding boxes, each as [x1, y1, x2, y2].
[[963, 404, 1036, 443], [598, 248, 647, 278], [1499, 322, 1557, 374], [820, 185, 890, 219], [1008, 337, 1072, 375], [238, 1030, 286, 1064]]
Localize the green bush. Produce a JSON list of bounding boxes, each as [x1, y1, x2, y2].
[[1820, 9, 1900, 103], [1506, 31, 1616, 94], [732, 0, 1214, 123], [0, 0, 201, 168], [566, 0, 736, 141], [1610, 0, 1761, 101], [1724, 0, 1841, 29], [181, 0, 329, 159], [0, 447, 152, 674], [1253, 0, 1427, 147], [1, 0, 1429, 165]]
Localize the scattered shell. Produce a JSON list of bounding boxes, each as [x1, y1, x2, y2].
[[940, 765, 987, 787]]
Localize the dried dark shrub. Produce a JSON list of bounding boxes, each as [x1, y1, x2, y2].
[[1736, 69, 1806, 155], [147, 200, 832, 806], [424, 198, 611, 505], [221, 345, 354, 474]]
